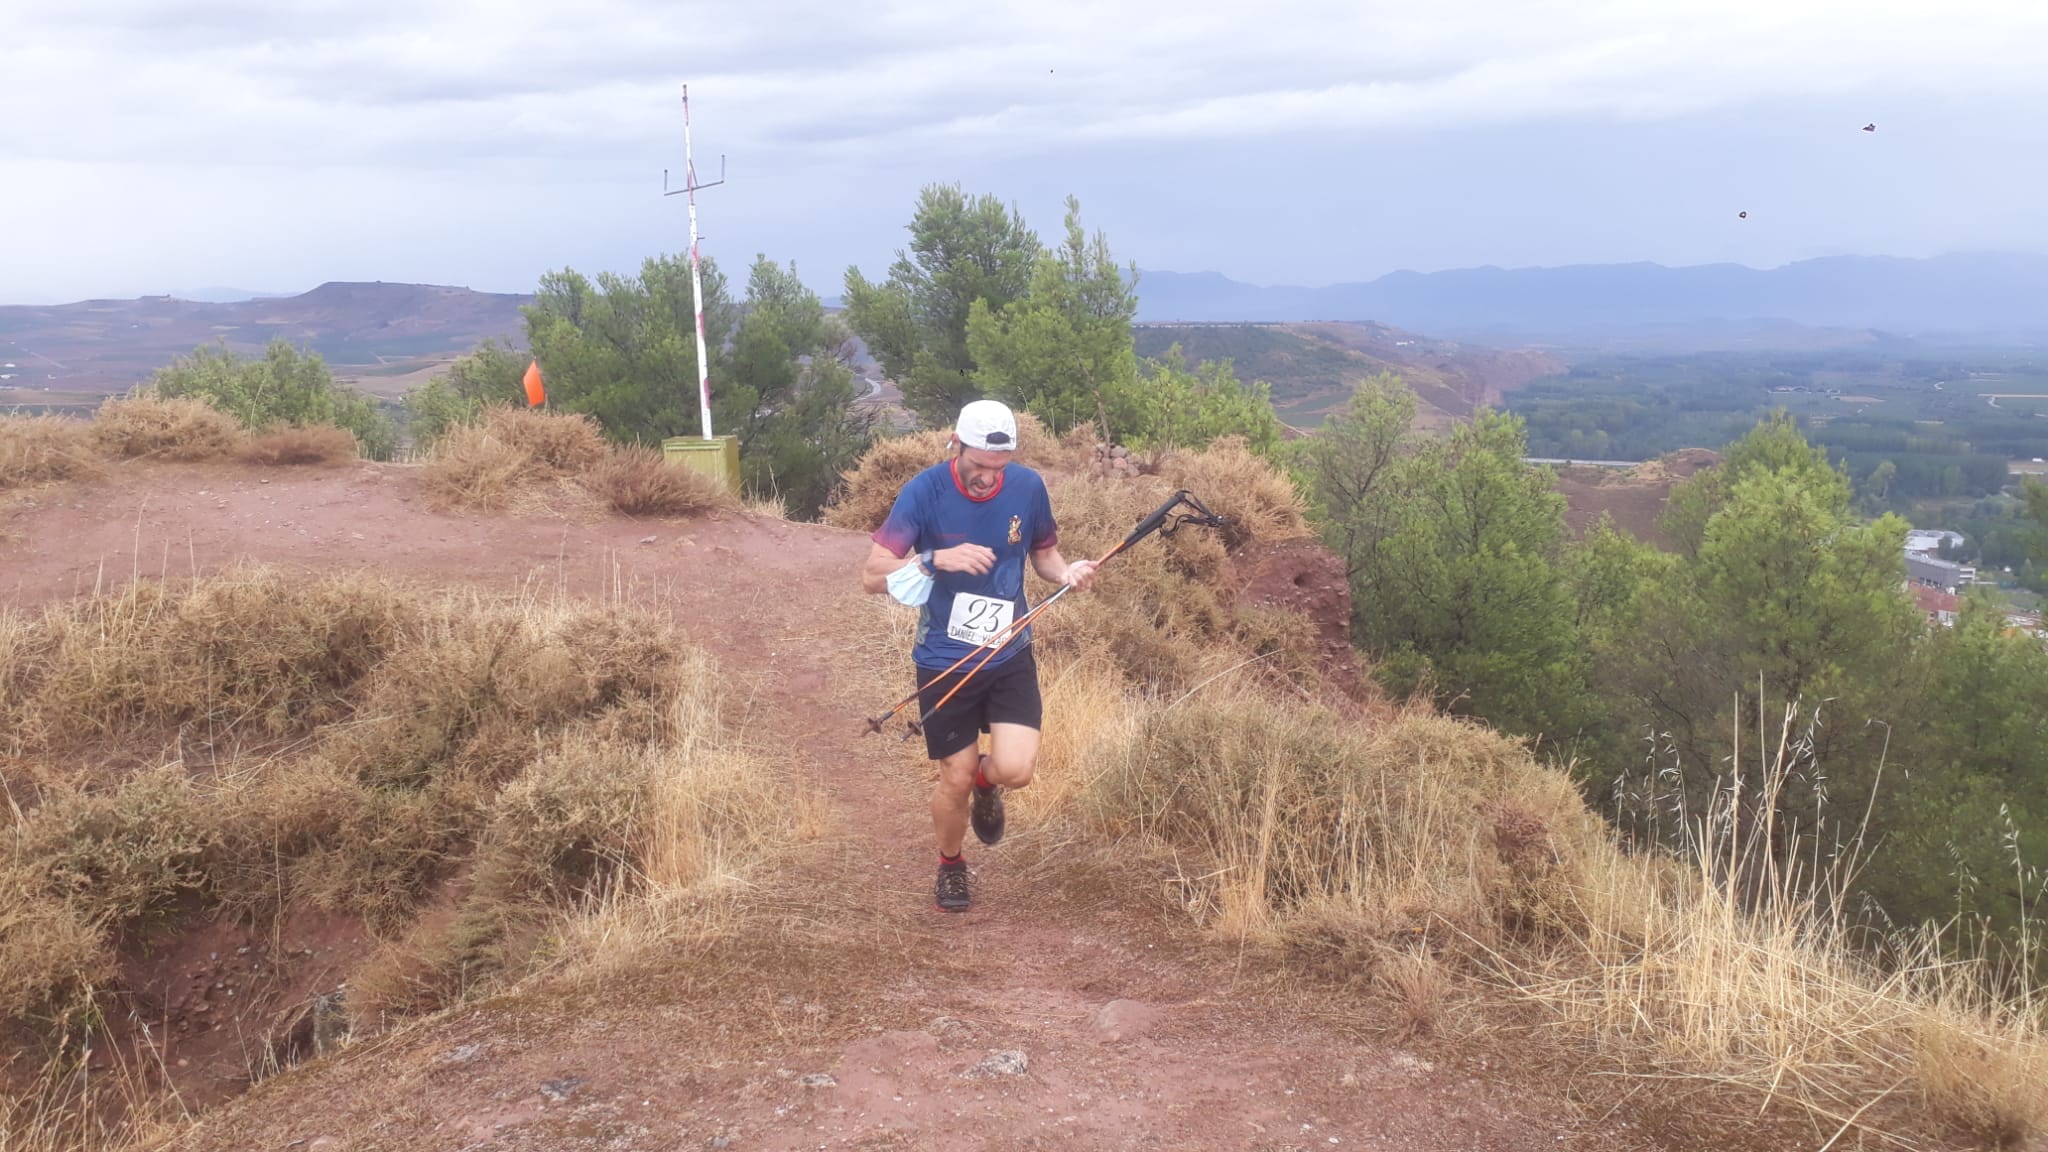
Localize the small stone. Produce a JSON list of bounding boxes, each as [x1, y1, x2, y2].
[[441, 1044, 480, 1064], [928, 1015, 973, 1042], [962, 1049, 1029, 1079], [1089, 999, 1161, 1042], [539, 1076, 587, 1102], [796, 1073, 836, 1089], [710, 1137, 732, 1150], [639, 535, 658, 545]]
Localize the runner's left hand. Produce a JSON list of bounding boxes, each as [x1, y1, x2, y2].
[[1063, 560, 1099, 590]]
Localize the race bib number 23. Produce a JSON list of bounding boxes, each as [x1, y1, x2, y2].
[[946, 594, 1015, 648]]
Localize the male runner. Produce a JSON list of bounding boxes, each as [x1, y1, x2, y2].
[[860, 400, 1098, 912]]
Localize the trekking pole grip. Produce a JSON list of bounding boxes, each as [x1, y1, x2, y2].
[[1122, 490, 1188, 549]]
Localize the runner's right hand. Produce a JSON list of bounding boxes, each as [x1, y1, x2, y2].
[[933, 544, 997, 575]]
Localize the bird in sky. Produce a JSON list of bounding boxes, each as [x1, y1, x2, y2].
[[1738, 211, 1748, 219], [1863, 122, 1877, 132]]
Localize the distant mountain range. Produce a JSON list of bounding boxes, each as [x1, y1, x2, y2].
[[1134, 253, 2048, 346], [0, 282, 529, 406]]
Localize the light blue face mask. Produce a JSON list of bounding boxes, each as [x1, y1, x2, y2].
[[887, 556, 934, 606]]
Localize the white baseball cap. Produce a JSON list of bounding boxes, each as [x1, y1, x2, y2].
[[955, 399, 1018, 452]]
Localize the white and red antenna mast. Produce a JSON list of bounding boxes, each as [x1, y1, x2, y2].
[[664, 84, 725, 439]]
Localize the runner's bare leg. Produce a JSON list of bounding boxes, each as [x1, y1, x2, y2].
[[984, 722, 1039, 790], [932, 724, 1036, 856], [933, 744, 979, 858]]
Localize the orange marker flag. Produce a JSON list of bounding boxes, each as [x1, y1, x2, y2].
[[523, 360, 546, 408]]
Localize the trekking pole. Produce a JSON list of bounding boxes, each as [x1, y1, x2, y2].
[[862, 489, 1233, 737]]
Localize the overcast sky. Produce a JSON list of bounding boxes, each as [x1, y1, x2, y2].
[[5, 0, 2047, 304]]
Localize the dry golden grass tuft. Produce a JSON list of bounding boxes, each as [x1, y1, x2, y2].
[[0, 416, 102, 491], [417, 407, 596, 512], [237, 423, 359, 466], [742, 491, 791, 520], [1063, 677, 2048, 1146], [585, 445, 737, 518], [89, 393, 243, 461], [473, 406, 608, 473], [0, 567, 792, 1132], [418, 419, 532, 510], [1157, 435, 1310, 547], [1084, 694, 1603, 941], [821, 428, 950, 531], [420, 409, 734, 522]]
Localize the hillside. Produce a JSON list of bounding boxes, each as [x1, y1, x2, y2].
[[1135, 321, 1563, 428], [3, 414, 2041, 1152], [1134, 253, 2048, 345], [0, 454, 1663, 1152], [0, 282, 529, 411]]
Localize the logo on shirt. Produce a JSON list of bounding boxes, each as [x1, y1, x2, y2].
[[1007, 515, 1022, 545]]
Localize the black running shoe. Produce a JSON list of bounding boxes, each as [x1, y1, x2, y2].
[[971, 779, 1006, 847], [935, 859, 971, 913]]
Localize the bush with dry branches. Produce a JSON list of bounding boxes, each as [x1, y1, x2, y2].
[[89, 394, 243, 461]]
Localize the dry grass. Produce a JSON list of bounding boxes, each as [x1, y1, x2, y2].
[[418, 421, 531, 510], [821, 429, 950, 532], [1064, 677, 2048, 1147], [585, 445, 736, 518], [420, 409, 732, 522], [1157, 435, 1310, 547], [237, 424, 359, 466], [417, 408, 608, 512], [0, 568, 792, 1141], [1084, 693, 1605, 941], [88, 395, 242, 462], [0, 416, 102, 491], [743, 493, 790, 520], [1036, 468, 1323, 693]]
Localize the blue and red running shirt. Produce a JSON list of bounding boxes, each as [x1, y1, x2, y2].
[[873, 458, 1058, 671]]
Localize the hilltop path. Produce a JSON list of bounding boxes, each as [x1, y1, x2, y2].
[[2, 461, 1654, 1152]]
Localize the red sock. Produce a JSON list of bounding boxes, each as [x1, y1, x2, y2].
[[940, 851, 964, 867], [974, 765, 993, 790]]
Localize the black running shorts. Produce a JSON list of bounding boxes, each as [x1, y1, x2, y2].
[[914, 647, 1043, 761]]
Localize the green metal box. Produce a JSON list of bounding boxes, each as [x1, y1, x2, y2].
[[660, 435, 741, 493]]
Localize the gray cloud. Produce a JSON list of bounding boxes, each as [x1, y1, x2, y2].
[[3, 0, 2046, 302]]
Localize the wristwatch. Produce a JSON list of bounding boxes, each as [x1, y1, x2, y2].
[[919, 549, 936, 575]]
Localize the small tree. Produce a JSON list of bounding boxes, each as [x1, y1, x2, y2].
[[1132, 347, 1283, 455], [966, 197, 1139, 437], [843, 184, 1040, 427], [404, 339, 527, 449], [523, 255, 738, 444], [1295, 375, 1588, 736], [720, 257, 874, 518], [153, 339, 398, 460]]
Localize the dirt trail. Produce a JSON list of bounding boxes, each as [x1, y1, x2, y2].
[[2, 462, 1648, 1152]]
